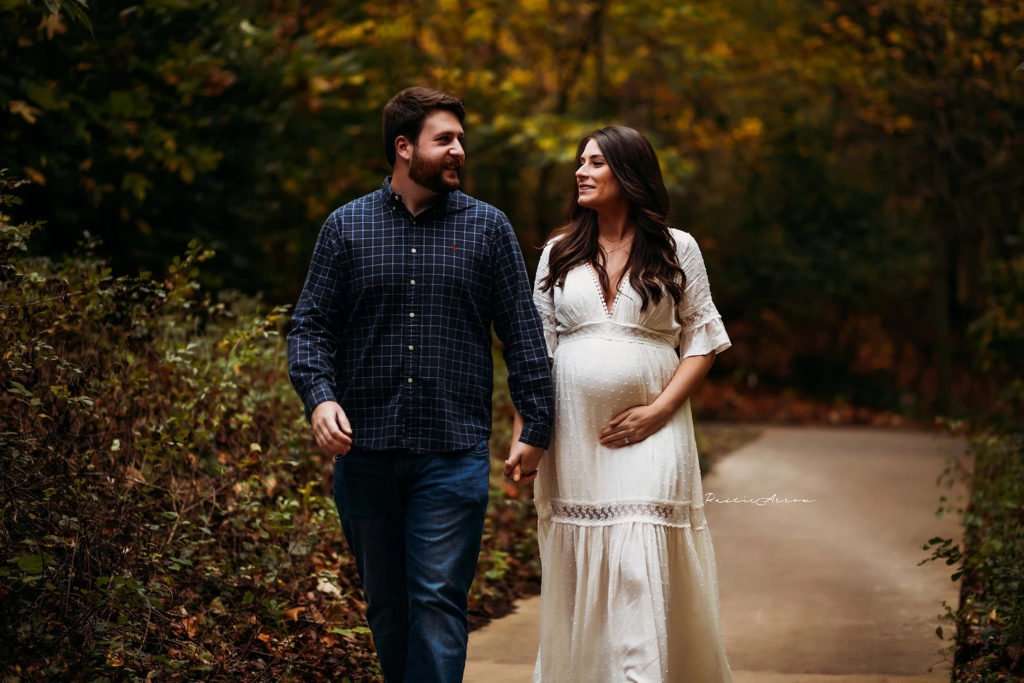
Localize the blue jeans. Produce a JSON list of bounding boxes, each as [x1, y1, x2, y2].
[[332, 437, 491, 683]]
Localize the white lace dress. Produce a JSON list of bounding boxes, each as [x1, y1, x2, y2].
[[531, 228, 734, 683]]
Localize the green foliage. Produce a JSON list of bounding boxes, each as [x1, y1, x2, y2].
[[923, 431, 1024, 682], [6, 0, 1022, 416], [0, 174, 539, 680], [968, 255, 1024, 429], [920, 216, 1024, 679], [2, 0, 376, 296], [957, 432, 1024, 680]]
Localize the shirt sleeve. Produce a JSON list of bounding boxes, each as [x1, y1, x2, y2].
[[490, 212, 555, 449], [287, 212, 344, 421], [533, 239, 559, 362], [676, 231, 732, 358]]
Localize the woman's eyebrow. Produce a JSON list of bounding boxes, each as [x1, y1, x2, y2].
[[578, 154, 605, 161]]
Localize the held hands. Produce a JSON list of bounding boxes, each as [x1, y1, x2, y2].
[[504, 441, 545, 485], [599, 403, 672, 449], [311, 401, 353, 457]]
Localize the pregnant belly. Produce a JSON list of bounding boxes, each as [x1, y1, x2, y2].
[[554, 336, 677, 412]]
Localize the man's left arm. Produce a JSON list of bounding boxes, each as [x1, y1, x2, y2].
[[489, 212, 555, 455]]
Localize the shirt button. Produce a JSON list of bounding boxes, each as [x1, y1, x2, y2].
[[407, 377, 414, 384], [410, 248, 417, 253], [410, 279, 416, 285], [409, 312, 415, 318], [408, 345, 414, 351]]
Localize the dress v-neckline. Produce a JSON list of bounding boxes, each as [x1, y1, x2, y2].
[[584, 262, 629, 319]]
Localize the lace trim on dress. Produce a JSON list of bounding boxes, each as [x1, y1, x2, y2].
[[584, 262, 628, 318], [678, 299, 721, 330], [548, 498, 708, 530]]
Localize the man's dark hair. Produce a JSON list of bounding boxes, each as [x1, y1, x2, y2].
[[382, 87, 466, 167]]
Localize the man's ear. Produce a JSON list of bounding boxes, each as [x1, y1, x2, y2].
[[395, 135, 414, 163]]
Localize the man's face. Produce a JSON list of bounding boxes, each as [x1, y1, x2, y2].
[[409, 110, 465, 193]]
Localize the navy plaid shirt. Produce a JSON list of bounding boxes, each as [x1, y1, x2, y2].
[[287, 176, 554, 453]]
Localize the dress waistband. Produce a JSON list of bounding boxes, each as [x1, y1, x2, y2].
[[559, 320, 677, 350]]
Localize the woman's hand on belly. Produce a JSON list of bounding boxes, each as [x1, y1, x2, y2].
[[598, 403, 672, 448]]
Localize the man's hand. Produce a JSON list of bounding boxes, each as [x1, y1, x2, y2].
[[504, 441, 545, 484], [311, 401, 353, 457]]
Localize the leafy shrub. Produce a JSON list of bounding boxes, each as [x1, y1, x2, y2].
[[968, 255, 1024, 430], [922, 244, 1024, 681], [926, 429, 1024, 682], [951, 432, 1024, 681], [0, 171, 539, 681]]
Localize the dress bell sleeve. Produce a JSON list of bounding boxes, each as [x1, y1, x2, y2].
[[532, 240, 559, 362], [676, 231, 732, 358]]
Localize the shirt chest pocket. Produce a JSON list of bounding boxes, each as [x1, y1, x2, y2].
[[427, 237, 489, 296]]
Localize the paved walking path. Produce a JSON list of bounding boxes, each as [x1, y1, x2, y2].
[[466, 424, 967, 682]]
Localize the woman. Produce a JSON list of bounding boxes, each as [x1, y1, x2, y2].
[[510, 126, 734, 682]]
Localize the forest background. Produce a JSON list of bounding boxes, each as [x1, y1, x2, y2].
[[2, 1, 1022, 680]]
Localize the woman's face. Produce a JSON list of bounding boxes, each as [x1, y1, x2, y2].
[[575, 138, 622, 209]]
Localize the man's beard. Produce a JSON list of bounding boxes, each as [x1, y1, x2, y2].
[[409, 148, 462, 194]]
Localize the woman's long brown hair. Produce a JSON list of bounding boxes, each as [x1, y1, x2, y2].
[[538, 126, 686, 311]]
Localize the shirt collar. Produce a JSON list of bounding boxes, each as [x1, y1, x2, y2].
[[381, 175, 470, 218]]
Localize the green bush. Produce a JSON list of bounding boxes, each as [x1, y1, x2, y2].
[[926, 429, 1024, 682], [968, 254, 1024, 430], [947, 232, 1024, 681], [922, 240, 1024, 681], [0, 171, 539, 681]]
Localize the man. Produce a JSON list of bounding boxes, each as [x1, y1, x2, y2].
[[287, 86, 554, 683]]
